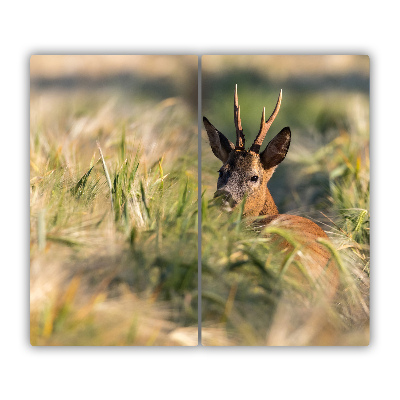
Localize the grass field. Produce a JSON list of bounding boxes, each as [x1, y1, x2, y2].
[[30, 56, 200, 345], [30, 55, 369, 346], [201, 55, 370, 345]]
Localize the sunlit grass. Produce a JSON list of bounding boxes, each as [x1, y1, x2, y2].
[[30, 88, 198, 346], [30, 56, 370, 346]]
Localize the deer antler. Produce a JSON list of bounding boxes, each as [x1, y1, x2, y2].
[[250, 89, 282, 153], [234, 84, 245, 149]]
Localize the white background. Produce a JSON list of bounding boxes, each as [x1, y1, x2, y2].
[[1, 1, 398, 399]]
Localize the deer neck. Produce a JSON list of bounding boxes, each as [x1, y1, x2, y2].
[[259, 187, 278, 216]]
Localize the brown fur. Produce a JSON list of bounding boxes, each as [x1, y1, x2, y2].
[[261, 214, 338, 298], [203, 89, 339, 299]]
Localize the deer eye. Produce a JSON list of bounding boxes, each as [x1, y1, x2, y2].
[[250, 175, 259, 182], [218, 170, 223, 178]]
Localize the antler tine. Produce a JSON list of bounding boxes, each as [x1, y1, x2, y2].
[[250, 89, 282, 153], [260, 106, 266, 134], [234, 84, 245, 149]]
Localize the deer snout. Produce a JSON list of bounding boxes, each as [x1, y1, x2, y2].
[[214, 189, 231, 201], [214, 189, 237, 211]]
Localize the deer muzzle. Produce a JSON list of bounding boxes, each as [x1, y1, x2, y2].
[[214, 189, 237, 212]]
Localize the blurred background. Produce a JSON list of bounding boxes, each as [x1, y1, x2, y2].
[[30, 55, 199, 345], [31, 55, 198, 110], [201, 55, 370, 345]]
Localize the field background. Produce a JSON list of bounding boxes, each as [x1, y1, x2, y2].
[[30, 55, 370, 346], [201, 55, 370, 345], [30, 55, 199, 345]]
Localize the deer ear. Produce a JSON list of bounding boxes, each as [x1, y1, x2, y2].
[[203, 116, 235, 163], [260, 127, 291, 170]]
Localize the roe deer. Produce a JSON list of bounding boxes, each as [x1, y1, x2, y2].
[[203, 85, 338, 298]]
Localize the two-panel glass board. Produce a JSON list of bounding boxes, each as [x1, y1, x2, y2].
[[30, 55, 369, 346]]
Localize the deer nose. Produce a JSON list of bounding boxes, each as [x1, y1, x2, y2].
[[214, 189, 230, 199], [214, 189, 236, 208]]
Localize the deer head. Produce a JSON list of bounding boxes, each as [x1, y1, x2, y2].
[[203, 85, 291, 217]]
